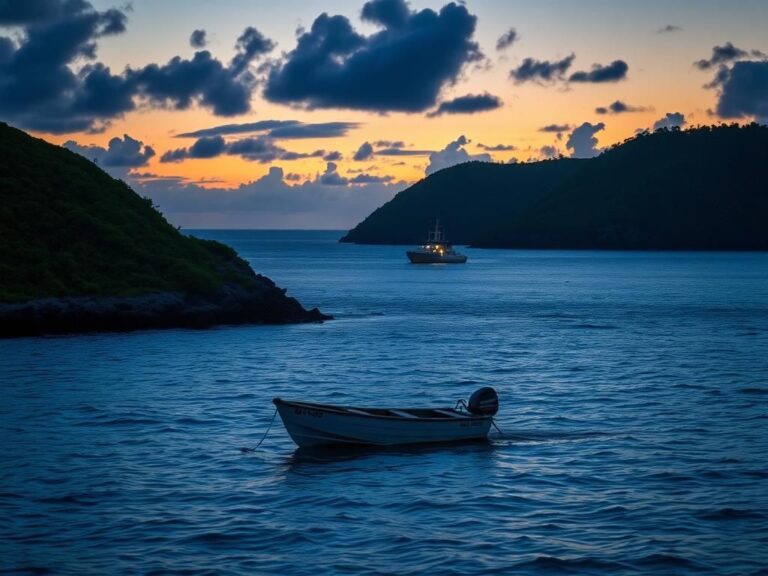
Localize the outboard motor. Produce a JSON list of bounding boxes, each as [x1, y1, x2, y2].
[[467, 387, 499, 416]]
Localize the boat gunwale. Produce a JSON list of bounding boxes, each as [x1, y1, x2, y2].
[[273, 397, 491, 422]]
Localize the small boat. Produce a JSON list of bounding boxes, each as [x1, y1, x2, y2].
[[273, 387, 499, 448], [406, 219, 467, 264]]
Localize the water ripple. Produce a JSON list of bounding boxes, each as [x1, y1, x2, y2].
[[1, 232, 768, 575]]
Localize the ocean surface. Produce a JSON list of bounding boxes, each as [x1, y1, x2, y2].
[[2, 230, 768, 575]]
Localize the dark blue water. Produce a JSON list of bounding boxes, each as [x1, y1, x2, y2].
[[2, 230, 768, 575]]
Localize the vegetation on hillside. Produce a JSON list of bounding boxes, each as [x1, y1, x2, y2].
[[342, 124, 768, 250], [0, 122, 257, 302]]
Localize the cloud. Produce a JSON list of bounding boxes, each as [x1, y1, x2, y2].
[[175, 120, 359, 139], [566, 122, 605, 158], [136, 165, 402, 229], [128, 28, 274, 117], [263, 0, 483, 112], [377, 147, 433, 156], [267, 121, 359, 139], [540, 145, 558, 159], [349, 173, 394, 184], [693, 42, 765, 70], [710, 61, 768, 124], [0, 0, 82, 24], [160, 135, 326, 163], [427, 92, 502, 117], [0, 0, 276, 132], [511, 54, 574, 84], [657, 25, 682, 34], [539, 123, 571, 140], [539, 123, 571, 133], [352, 141, 432, 158], [652, 112, 686, 130], [477, 143, 516, 151], [595, 100, 650, 114], [63, 133, 155, 179], [569, 60, 628, 83], [425, 135, 491, 175], [0, 0, 132, 133], [323, 150, 342, 161], [496, 28, 518, 51], [190, 29, 207, 48], [353, 142, 374, 161], [318, 162, 348, 186]]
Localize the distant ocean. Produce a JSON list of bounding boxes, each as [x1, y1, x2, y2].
[[2, 230, 768, 575]]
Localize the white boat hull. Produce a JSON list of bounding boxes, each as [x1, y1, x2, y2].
[[274, 399, 492, 448]]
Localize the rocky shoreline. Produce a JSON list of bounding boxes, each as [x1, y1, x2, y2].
[[0, 276, 329, 338]]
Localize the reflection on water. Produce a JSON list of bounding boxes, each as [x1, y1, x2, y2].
[[2, 231, 768, 575]]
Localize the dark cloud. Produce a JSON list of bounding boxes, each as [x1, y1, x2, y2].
[[426, 135, 491, 175], [652, 112, 686, 130], [279, 149, 325, 161], [569, 60, 628, 83], [510, 54, 574, 84], [595, 100, 650, 114], [540, 145, 558, 159], [175, 120, 359, 139], [160, 135, 327, 163], [539, 123, 570, 139], [0, 0, 73, 24], [353, 141, 374, 161], [161, 135, 226, 162], [190, 29, 207, 48], [377, 147, 433, 156], [323, 150, 342, 161], [319, 162, 348, 186], [64, 133, 155, 166], [657, 25, 682, 34], [191, 135, 228, 157], [539, 123, 571, 133], [263, 0, 483, 112], [63, 133, 156, 180], [710, 60, 768, 123], [128, 38, 270, 117], [226, 136, 286, 161], [0, 0, 274, 132], [427, 92, 502, 117], [0, 0, 133, 132], [267, 121, 359, 139], [349, 173, 394, 184], [693, 42, 762, 70], [477, 143, 516, 151], [230, 26, 275, 76], [176, 120, 300, 138], [373, 140, 404, 147], [496, 28, 517, 51], [566, 122, 605, 158]]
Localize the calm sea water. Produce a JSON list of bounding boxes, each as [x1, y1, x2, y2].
[[2, 230, 768, 575]]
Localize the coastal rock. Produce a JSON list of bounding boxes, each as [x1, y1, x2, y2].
[[0, 281, 329, 337]]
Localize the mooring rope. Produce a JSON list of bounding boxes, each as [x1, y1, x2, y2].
[[491, 418, 504, 436], [240, 407, 278, 453]]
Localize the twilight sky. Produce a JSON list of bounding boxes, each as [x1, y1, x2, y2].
[[1, 0, 766, 228]]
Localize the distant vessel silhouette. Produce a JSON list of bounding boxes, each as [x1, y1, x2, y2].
[[406, 219, 467, 264]]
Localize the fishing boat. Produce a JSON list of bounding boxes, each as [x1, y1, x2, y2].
[[273, 387, 499, 448], [406, 220, 467, 264]]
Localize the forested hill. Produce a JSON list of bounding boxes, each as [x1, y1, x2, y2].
[[0, 122, 326, 335], [341, 124, 768, 250]]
